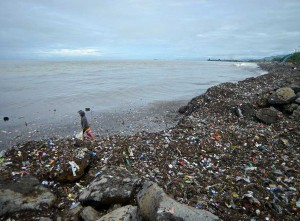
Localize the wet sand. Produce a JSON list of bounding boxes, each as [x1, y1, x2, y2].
[[0, 100, 187, 151]]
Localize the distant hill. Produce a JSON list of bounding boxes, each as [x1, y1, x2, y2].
[[271, 52, 300, 64], [206, 53, 300, 64], [262, 55, 286, 61]]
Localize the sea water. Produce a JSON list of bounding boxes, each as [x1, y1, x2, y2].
[[0, 60, 265, 149], [0, 60, 264, 118]]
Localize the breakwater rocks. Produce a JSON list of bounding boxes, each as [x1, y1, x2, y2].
[[0, 62, 300, 220]]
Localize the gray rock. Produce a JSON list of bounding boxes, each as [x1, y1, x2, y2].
[[256, 92, 270, 107], [79, 166, 141, 207], [97, 205, 141, 221], [80, 206, 101, 221], [178, 105, 188, 114], [137, 181, 220, 221], [256, 107, 282, 124], [107, 204, 122, 213], [296, 92, 300, 98], [292, 106, 300, 121], [295, 97, 300, 104], [0, 175, 39, 194], [290, 85, 300, 93], [240, 103, 256, 119], [268, 87, 296, 105], [0, 176, 56, 217], [283, 103, 299, 113], [64, 204, 83, 221]]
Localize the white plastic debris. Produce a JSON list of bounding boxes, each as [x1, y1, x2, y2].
[[69, 161, 80, 176], [236, 176, 251, 183], [70, 202, 80, 210], [245, 166, 257, 171]]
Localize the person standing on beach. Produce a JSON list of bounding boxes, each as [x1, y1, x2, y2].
[[78, 110, 96, 141]]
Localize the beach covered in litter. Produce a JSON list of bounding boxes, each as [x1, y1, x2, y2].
[[0, 62, 300, 221]]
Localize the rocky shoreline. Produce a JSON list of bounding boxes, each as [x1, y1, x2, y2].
[[0, 62, 299, 221]]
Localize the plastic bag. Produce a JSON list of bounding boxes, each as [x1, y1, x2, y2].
[[75, 131, 83, 140]]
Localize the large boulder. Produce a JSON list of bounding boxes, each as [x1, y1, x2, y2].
[[80, 206, 101, 221], [97, 205, 141, 221], [56, 155, 91, 182], [268, 87, 296, 105], [255, 107, 282, 124], [137, 181, 220, 221], [0, 176, 56, 217], [79, 167, 142, 207]]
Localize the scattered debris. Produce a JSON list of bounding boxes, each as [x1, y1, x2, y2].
[[0, 62, 299, 220]]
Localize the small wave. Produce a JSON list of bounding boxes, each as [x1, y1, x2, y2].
[[233, 62, 258, 68], [259, 70, 268, 75], [192, 81, 220, 86]]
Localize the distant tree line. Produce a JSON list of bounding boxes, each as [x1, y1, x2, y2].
[[273, 52, 300, 64]]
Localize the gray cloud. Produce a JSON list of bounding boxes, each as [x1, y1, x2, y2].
[[0, 0, 299, 60]]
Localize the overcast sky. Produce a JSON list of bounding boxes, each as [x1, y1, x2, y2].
[[0, 0, 299, 60]]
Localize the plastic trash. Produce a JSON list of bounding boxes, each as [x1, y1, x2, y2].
[[70, 202, 80, 210], [210, 189, 218, 194], [194, 204, 201, 209], [236, 176, 251, 183], [42, 181, 49, 186], [243, 191, 261, 205], [75, 131, 83, 140], [95, 169, 104, 177], [232, 192, 239, 198], [68, 161, 80, 176], [48, 140, 54, 149], [245, 166, 257, 171], [256, 209, 260, 215], [128, 146, 134, 157], [157, 207, 174, 215], [296, 199, 300, 208], [125, 158, 131, 166], [103, 154, 112, 164]]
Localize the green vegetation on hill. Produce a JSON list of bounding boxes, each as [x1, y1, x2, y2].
[[272, 52, 300, 64], [288, 52, 300, 63]]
